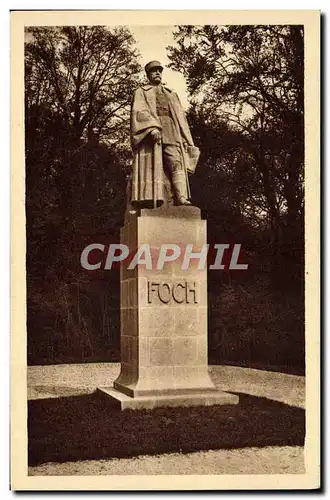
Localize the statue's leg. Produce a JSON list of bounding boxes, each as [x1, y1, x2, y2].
[[162, 144, 191, 205], [160, 147, 175, 206], [125, 172, 138, 216], [162, 172, 175, 206]]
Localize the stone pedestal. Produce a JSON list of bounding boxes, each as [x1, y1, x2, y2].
[[98, 205, 239, 409]]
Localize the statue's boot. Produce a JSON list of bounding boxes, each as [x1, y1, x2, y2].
[[172, 170, 192, 206], [176, 195, 192, 206]]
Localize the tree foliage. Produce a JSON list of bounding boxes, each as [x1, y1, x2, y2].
[[168, 25, 304, 283], [25, 25, 305, 369], [25, 26, 141, 143], [25, 26, 141, 364], [168, 25, 305, 370]]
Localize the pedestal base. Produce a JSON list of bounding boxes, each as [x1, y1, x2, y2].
[[112, 206, 239, 412], [97, 386, 239, 410]]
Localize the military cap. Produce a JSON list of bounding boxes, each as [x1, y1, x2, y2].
[[145, 60, 163, 73]]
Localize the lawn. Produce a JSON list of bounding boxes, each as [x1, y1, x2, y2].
[[28, 391, 305, 466]]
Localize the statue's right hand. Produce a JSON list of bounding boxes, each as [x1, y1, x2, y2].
[[150, 129, 162, 144]]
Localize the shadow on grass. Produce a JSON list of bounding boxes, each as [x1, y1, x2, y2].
[[28, 392, 305, 466]]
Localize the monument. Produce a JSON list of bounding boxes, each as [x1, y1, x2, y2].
[[98, 61, 239, 409]]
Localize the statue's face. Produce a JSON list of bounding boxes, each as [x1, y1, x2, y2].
[[147, 67, 163, 85]]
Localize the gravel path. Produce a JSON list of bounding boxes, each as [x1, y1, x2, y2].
[[27, 363, 305, 408], [28, 446, 304, 475]]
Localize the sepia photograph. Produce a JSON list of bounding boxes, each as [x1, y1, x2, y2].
[[10, 10, 320, 490]]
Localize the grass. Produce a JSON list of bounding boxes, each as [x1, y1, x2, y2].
[[28, 392, 305, 466]]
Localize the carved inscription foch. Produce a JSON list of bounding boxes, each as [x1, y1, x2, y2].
[[147, 280, 198, 304]]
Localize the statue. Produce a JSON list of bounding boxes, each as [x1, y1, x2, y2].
[[128, 60, 200, 210]]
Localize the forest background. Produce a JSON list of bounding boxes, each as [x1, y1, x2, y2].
[[25, 25, 305, 372]]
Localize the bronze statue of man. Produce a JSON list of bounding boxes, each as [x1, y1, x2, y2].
[[129, 60, 199, 210]]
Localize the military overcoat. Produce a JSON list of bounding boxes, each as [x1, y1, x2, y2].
[[130, 84, 194, 206]]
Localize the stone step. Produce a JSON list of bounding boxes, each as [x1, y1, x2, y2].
[[97, 387, 239, 411]]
